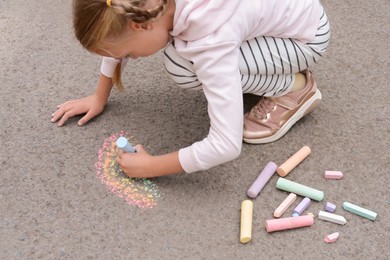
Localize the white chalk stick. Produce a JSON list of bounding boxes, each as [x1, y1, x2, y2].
[[318, 210, 347, 225]]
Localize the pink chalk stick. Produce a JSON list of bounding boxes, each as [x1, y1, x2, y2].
[[265, 215, 314, 233], [247, 162, 277, 199], [325, 171, 343, 179], [324, 232, 340, 243], [274, 193, 297, 218]]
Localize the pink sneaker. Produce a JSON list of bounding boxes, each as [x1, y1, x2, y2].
[[243, 70, 321, 144]]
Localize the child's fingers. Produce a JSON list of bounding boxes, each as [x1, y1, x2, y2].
[[52, 103, 72, 122], [51, 110, 64, 123], [57, 113, 71, 127], [51, 105, 71, 123], [78, 110, 95, 126], [57, 109, 80, 126], [56, 100, 73, 109], [116, 153, 129, 169], [133, 144, 145, 153]]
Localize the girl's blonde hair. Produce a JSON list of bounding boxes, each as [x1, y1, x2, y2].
[[73, 0, 168, 91]]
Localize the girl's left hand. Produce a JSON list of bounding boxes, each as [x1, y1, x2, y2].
[[116, 145, 155, 178]]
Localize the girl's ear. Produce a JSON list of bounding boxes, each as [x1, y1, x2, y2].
[[130, 21, 153, 31]]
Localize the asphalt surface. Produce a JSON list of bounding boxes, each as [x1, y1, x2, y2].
[[1, 0, 389, 259]]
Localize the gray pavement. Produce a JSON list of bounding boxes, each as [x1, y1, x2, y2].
[[1, 0, 389, 259]]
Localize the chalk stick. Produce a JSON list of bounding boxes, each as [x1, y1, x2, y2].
[[265, 215, 314, 233], [247, 162, 277, 198], [274, 193, 297, 218], [276, 178, 324, 201], [292, 213, 299, 217], [276, 146, 311, 177], [324, 232, 340, 243], [325, 171, 343, 179], [293, 197, 311, 215], [240, 200, 253, 244], [116, 137, 136, 153], [318, 210, 347, 225], [343, 202, 377, 221], [325, 202, 336, 213]]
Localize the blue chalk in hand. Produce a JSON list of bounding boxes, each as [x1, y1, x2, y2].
[[116, 137, 136, 153]]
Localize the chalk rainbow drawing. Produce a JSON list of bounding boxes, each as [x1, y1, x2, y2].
[[95, 131, 161, 208]]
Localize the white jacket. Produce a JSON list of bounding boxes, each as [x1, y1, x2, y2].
[[101, 0, 322, 173]]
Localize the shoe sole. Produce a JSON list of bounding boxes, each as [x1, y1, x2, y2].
[[243, 89, 322, 144]]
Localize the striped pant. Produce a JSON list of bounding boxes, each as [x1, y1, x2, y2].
[[164, 7, 330, 97]]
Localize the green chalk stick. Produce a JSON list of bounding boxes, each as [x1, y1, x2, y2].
[[343, 202, 377, 221], [276, 178, 324, 201]]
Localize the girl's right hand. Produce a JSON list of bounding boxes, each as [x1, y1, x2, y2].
[[51, 94, 106, 126]]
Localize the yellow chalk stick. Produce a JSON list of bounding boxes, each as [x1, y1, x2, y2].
[[240, 200, 253, 244], [277, 146, 311, 177]]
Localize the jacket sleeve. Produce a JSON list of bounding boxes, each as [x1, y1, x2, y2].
[[100, 57, 129, 78], [177, 41, 243, 173]]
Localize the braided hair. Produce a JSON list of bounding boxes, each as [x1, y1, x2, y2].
[[110, 0, 168, 23], [73, 0, 169, 90]]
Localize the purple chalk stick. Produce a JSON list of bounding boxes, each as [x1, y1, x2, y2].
[[247, 162, 277, 199], [293, 197, 311, 215], [325, 202, 336, 213]]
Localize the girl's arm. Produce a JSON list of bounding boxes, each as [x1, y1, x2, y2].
[[117, 146, 184, 178], [94, 73, 113, 105], [51, 73, 113, 126]]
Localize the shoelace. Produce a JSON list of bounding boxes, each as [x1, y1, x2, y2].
[[252, 97, 276, 119]]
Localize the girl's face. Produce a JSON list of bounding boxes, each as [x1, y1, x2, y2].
[[96, 0, 175, 59], [98, 22, 171, 59]]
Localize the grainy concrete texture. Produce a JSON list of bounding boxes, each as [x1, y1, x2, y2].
[[1, 0, 389, 259]]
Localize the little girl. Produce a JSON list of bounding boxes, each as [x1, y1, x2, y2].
[[52, 0, 330, 178]]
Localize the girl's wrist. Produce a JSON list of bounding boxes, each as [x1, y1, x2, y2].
[[95, 74, 113, 103], [149, 151, 184, 177]]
